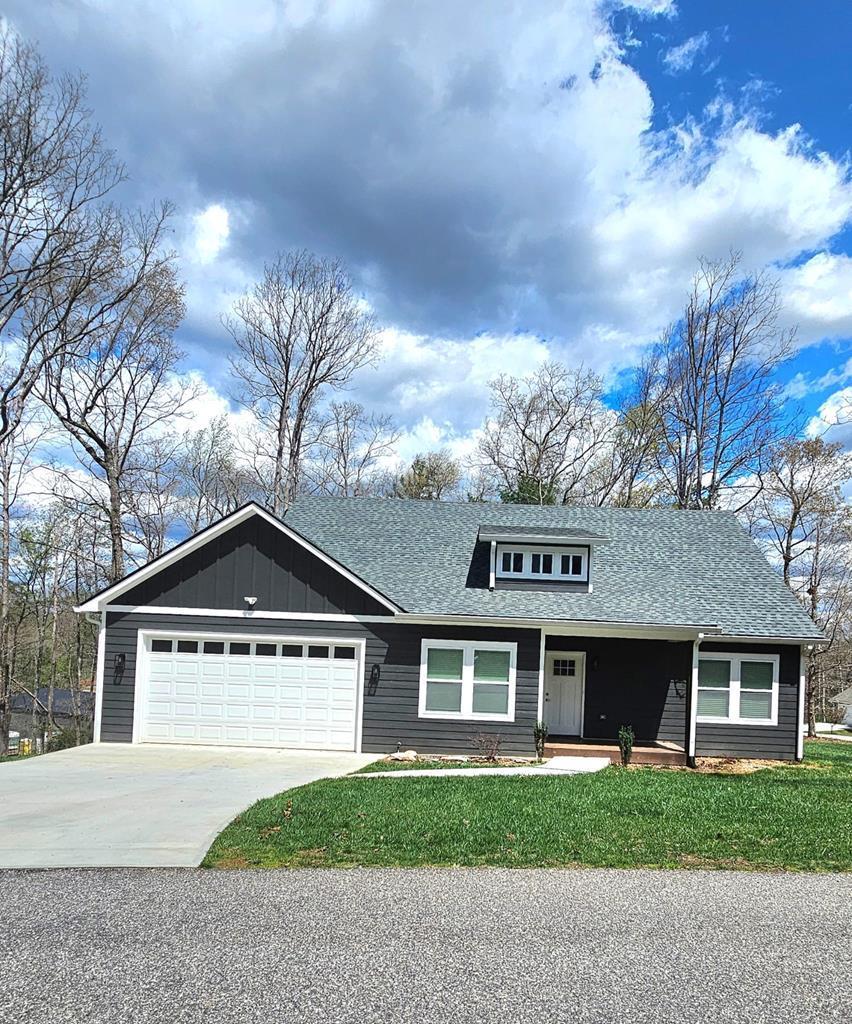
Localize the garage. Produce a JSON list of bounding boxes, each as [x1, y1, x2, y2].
[[135, 633, 363, 750]]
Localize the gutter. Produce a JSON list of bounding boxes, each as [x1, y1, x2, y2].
[[687, 632, 704, 768]]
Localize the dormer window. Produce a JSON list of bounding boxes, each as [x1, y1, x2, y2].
[[495, 545, 588, 582], [501, 551, 524, 574], [480, 524, 607, 592]]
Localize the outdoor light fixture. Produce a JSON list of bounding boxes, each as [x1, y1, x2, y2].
[[244, 596, 258, 608], [114, 652, 126, 684]]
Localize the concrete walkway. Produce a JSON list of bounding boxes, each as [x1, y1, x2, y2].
[[0, 743, 372, 869], [357, 755, 610, 778]]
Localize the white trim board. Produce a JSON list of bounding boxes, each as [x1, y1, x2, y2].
[[99, 604, 720, 640], [76, 503, 402, 615]]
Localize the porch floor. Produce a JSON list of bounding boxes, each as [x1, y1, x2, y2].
[[544, 736, 687, 766]]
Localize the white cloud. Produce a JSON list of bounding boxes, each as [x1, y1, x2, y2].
[[662, 32, 709, 74], [189, 203, 230, 264], [779, 252, 852, 347], [806, 386, 852, 447]]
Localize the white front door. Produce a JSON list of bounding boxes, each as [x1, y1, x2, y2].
[[544, 651, 585, 736], [138, 634, 362, 750]]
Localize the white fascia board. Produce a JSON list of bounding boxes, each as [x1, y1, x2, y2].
[[75, 503, 402, 615]]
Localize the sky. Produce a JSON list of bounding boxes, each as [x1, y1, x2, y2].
[[7, 0, 852, 462]]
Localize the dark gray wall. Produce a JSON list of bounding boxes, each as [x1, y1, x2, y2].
[[118, 517, 391, 616], [101, 611, 541, 755], [546, 635, 691, 745], [695, 641, 800, 761]]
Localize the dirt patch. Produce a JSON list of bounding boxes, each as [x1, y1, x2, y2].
[[629, 756, 809, 774]]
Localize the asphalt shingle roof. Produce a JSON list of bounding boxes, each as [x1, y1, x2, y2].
[[284, 496, 824, 640]]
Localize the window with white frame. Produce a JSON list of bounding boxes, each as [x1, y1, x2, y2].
[[419, 640, 517, 721], [495, 544, 588, 582], [696, 653, 779, 725]]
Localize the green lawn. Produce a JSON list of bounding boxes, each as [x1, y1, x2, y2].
[[203, 739, 852, 872]]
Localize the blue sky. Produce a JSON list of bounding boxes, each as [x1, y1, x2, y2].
[[7, 0, 852, 458]]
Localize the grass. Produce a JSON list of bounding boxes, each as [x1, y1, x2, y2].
[[203, 740, 852, 872]]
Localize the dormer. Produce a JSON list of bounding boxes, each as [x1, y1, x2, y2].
[[478, 525, 608, 593]]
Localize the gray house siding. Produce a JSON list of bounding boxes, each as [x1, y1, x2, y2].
[[101, 611, 541, 755], [117, 516, 391, 616], [546, 635, 691, 745], [695, 641, 800, 760]]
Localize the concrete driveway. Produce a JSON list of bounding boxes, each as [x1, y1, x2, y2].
[[0, 743, 372, 868]]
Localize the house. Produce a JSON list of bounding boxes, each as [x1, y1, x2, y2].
[[10, 687, 95, 740], [76, 497, 823, 765], [829, 687, 852, 729]]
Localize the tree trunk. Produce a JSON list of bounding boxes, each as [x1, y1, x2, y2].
[[106, 463, 125, 584]]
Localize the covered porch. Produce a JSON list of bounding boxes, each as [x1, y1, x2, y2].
[[540, 630, 695, 765]]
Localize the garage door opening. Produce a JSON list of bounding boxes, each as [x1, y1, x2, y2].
[[135, 633, 363, 750]]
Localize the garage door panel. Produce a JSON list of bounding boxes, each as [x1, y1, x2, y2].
[[140, 635, 360, 750]]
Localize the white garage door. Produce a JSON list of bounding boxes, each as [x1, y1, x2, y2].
[[138, 634, 362, 750]]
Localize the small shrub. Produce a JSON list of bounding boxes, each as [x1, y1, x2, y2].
[[46, 727, 85, 753], [617, 724, 635, 767], [533, 720, 549, 758], [470, 732, 503, 761]]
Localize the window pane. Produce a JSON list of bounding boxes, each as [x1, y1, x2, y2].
[[560, 554, 571, 575], [531, 553, 541, 573], [541, 553, 553, 573], [740, 690, 772, 719], [501, 551, 512, 572], [280, 644, 303, 658], [203, 641, 225, 655], [474, 649, 510, 682], [472, 683, 509, 715], [176, 640, 198, 654], [698, 659, 731, 688], [741, 661, 773, 690], [308, 645, 330, 659], [426, 647, 463, 680], [697, 689, 730, 717], [151, 639, 172, 653], [571, 554, 583, 575], [425, 680, 462, 712], [334, 646, 356, 660], [229, 642, 250, 656], [255, 643, 277, 657], [512, 552, 523, 572]]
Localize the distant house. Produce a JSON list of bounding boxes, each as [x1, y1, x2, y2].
[[77, 498, 823, 765], [830, 687, 852, 728], [10, 688, 95, 739]]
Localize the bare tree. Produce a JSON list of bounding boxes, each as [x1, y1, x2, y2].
[[748, 438, 852, 735], [307, 401, 398, 497], [645, 252, 794, 510], [393, 449, 461, 500], [226, 250, 378, 515], [0, 29, 127, 447], [478, 362, 611, 505], [177, 416, 258, 532], [39, 214, 188, 582]]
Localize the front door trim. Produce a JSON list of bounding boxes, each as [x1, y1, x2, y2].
[[544, 650, 586, 737]]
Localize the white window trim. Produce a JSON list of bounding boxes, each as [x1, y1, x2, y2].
[[696, 651, 780, 727], [495, 544, 588, 583], [418, 638, 517, 723]]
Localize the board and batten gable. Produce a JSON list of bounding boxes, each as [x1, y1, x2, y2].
[[116, 514, 391, 616], [100, 610, 541, 753]]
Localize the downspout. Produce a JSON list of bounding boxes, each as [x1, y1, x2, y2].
[[796, 645, 811, 762], [489, 541, 496, 591], [86, 610, 106, 744], [687, 632, 704, 768]]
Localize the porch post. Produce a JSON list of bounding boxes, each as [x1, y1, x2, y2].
[[687, 632, 704, 768]]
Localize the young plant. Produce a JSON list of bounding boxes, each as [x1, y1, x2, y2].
[[470, 732, 504, 762], [533, 721, 549, 759], [618, 725, 635, 767]]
